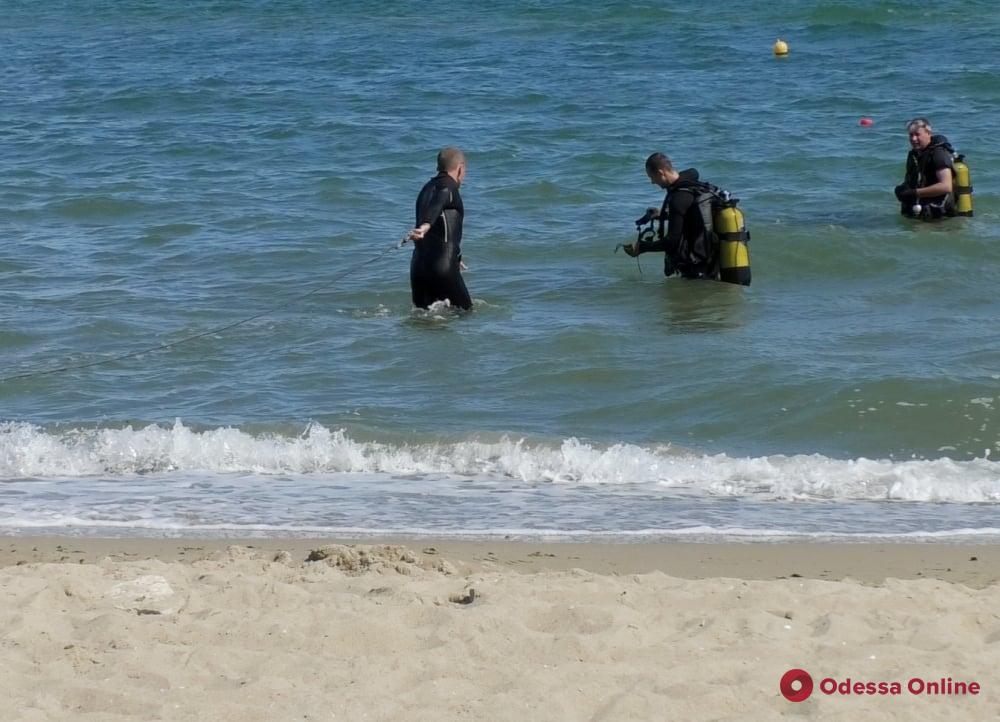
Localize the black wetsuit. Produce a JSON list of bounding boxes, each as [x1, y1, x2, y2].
[[898, 134, 956, 219], [411, 172, 472, 310], [637, 168, 719, 280]]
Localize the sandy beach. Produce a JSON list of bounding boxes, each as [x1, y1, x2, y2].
[[1, 538, 997, 721]]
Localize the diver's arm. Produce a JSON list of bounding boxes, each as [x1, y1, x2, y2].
[[902, 151, 918, 187], [418, 187, 451, 228], [663, 192, 692, 257], [410, 187, 451, 240], [915, 167, 953, 199]]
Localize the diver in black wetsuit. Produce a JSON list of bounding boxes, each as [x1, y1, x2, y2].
[[407, 147, 472, 310], [623, 153, 719, 280], [894, 117, 956, 220]]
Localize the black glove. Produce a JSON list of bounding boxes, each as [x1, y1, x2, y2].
[[635, 207, 658, 227], [894, 185, 917, 205]]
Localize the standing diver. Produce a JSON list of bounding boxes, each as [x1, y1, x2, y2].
[[894, 117, 959, 220], [407, 147, 472, 310], [622, 153, 723, 281]]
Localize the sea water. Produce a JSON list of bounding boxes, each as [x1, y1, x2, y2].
[[2, 1, 998, 540]]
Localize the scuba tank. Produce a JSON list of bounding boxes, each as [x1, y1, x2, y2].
[[953, 154, 974, 217], [714, 199, 751, 286], [691, 185, 752, 286]]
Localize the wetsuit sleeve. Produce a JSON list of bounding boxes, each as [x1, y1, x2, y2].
[[930, 147, 954, 176], [664, 191, 694, 256], [903, 151, 918, 188], [417, 186, 452, 227]]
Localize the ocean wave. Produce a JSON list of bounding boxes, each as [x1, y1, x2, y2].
[[2, 420, 999, 503], [5, 520, 1000, 543]]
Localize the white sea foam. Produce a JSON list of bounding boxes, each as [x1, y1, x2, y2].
[[6, 520, 1000, 543], [2, 420, 999, 503]]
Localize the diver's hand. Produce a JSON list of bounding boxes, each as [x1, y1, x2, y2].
[[408, 223, 430, 241], [635, 207, 659, 227], [894, 185, 917, 205], [622, 243, 641, 257]]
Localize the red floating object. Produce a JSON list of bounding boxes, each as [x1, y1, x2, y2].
[[859, 117, 874, 126]]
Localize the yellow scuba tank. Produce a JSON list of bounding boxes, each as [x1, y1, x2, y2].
[[715, 203, 751, 286], [953, 154, 973, 217]]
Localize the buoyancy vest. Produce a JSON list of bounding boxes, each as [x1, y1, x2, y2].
[[656, 177, 715, 275], [904, 134, 956, 217], [661, 179, 751, 285]]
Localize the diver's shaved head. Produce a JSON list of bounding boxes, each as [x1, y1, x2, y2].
[[645, 153, 674, 173], [437, 146, 466, 172]]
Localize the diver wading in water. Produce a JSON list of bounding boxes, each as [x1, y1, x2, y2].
[[623, 153, 751, 286], [894, 117, 974, 220], [407, 147, 472, 310]]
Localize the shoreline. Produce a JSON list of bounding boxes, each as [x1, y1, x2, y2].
[[2, 535, 998, 586]]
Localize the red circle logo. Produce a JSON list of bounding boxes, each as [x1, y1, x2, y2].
[[780, 669, 813, 702]]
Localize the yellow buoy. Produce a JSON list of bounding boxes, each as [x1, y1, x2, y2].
[[773, 38, 789, 56]]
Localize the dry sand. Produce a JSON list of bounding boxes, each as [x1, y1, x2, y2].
[[1, 537, 998, 721]]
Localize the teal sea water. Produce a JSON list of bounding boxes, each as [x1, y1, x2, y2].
[[2, 1, 999, 539]]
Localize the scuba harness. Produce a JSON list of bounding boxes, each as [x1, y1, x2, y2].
[[684, 181, 751, 286], [620, 180, 751, 286]]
